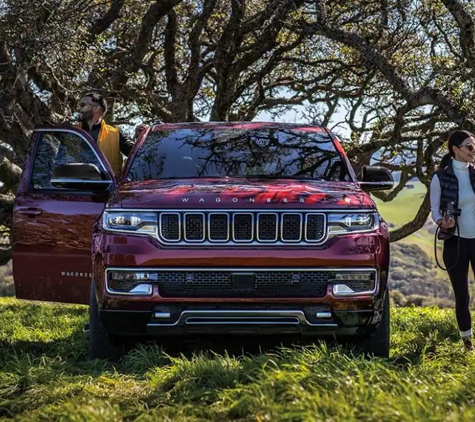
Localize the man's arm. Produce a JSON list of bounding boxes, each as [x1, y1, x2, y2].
[[118, 125, 148, 156], [119, 131, 135, 156]]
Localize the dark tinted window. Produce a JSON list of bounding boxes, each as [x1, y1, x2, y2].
[[127, 127, 351, 182], [31, 131, 106, 190]]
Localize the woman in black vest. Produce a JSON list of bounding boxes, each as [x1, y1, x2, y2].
[[430, 130, 475, 350]]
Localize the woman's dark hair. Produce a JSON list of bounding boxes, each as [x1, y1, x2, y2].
[[438, 130, 475, 170]]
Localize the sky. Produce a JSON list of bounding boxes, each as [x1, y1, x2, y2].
[[255, 102, 353, 140]]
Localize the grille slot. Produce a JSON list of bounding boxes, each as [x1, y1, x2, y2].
[[158, 211, 326, 245], [257, 213, 278, 242], [208, 213, 229, 241], [281, 213, 302, 242], [184, 213, 205, 242], [306, 214, 326, 242], [160, 213, 180, 241], [233, 213, 254, 241]]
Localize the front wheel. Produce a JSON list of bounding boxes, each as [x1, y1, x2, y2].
[[88, 282, 125, 360], [356, 289, 390, 358]]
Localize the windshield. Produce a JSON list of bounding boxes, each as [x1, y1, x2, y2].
[[126, 127, 352, 182]]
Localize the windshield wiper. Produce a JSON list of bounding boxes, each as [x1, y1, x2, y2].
[[158, 176, 212, 179], [238, 175, 317, 180]]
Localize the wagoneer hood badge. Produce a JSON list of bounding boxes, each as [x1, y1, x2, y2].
[[110, 179, 376, 209]]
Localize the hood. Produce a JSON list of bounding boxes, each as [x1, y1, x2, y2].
[[107, 178, 376, 209]]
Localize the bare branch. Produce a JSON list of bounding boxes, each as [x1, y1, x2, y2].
[[132, 0, 183, 69], [441, 0, 475, 67], [390, 191, 431, 242], [90, 0, 125, 36], [164, 9, 178, 94], [304, 13, 475, 129]]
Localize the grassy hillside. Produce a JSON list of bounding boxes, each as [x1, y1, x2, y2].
[[1, 297, 475, 421], [372, 181, 435, 252], [372, 181, 448, 272], [373, 181, 427, 227]]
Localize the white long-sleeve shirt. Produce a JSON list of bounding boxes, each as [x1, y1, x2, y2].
[[430, 159, 475, 238]]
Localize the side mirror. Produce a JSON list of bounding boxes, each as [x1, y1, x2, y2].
[[358, 165, 394, 192], [51, 163, 113, 191]]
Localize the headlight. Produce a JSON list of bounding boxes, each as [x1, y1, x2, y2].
[[328, 213, 378, 234], [103, 210, 157, 236]]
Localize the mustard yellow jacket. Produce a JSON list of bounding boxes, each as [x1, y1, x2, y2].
[[77, 120, 123, 176]]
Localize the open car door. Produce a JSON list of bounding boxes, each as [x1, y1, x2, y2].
[[12, 127, 117, 304]]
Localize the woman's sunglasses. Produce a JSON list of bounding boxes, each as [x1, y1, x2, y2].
[[461, 144, 475, 152]]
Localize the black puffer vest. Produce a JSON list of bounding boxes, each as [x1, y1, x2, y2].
[[436, 159, 475, 213]]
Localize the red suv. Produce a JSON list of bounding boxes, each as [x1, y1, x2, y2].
[[12, 122, 393, 359]]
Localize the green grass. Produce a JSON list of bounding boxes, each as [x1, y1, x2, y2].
[[1, 297, 475, 421]]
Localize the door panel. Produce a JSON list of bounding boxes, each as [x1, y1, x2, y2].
[[12, 128, 116, 304]]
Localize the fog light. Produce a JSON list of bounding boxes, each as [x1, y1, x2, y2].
[[106, 270, 157, 296], [332, 284, 356, 296], [109, 271, 158, 282], [330, 271, 376, 296], [334, 273, 372, 281]]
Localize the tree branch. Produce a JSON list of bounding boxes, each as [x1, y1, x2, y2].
[[184, 0, 218, 91], [305, 7, 475, 129], [164, 9, 178, 94], [132, 0, 183, 69], [390, 191, 431, 242], [440, 0, 475, 67], [90, 0, 125, 36]]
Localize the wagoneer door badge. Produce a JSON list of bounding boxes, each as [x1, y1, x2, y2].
[[61, 271, 93, 278]]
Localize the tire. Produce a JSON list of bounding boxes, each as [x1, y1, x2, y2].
[[357, 289, 390, 358], [88, 282, 124, 360]]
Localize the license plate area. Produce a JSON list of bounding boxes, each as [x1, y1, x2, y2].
[[232, 272, 255, 289]]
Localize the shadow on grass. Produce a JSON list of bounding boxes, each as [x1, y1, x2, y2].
[[0, 330, 361, 375], [0, 321, 465, 379]]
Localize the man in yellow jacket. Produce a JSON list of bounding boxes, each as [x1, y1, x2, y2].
[[74, 92, 146, 176]]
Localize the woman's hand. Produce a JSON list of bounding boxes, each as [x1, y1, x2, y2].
[[438, 215, 455, 229]]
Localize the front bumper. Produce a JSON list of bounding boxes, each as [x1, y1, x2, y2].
[[97, 266, 385, 337], [100, 303, 378, 337]]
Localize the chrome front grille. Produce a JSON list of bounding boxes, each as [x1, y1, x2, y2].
[[158, 211, 326, 245]]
